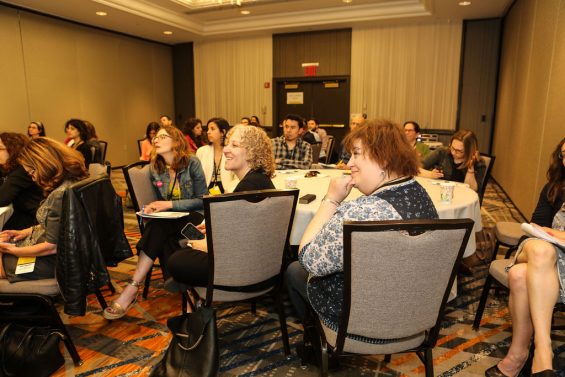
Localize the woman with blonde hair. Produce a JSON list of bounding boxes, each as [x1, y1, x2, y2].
[[166, 124, 275, 290], [104, 125, 207, 320], [0, 138, 88, 282], [420, 129, 485, 192]]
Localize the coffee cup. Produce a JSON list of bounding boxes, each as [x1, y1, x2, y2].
[[285, 177, 298, 189]]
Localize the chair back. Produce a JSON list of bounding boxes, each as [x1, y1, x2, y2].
[[122, 161, 156, 213], [335, 219, 474, 353], [137, 138, 145, 155], [88, 162, 111, 178], [310, 143, 322, 164], [201, 189, 299, 304], [98, 140, 108, 162], [478, 153, 495, 206], [326, 135, 335, 163]]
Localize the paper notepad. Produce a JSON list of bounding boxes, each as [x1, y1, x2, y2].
[[136, 211, 190, 219], [521, 223, 565, 248]]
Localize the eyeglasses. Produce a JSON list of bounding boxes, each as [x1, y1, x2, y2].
[[152, 134, 172, 144], [450, 145, 464, 154]]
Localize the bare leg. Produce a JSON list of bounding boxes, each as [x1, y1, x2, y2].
[[517, 240, 559, 372], [109, 252, 154, 311], [496, 264, 532, 376]]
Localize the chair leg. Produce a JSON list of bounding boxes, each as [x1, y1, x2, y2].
[[274, 293, 291, 356], [319, 341, 329, 377], [108, 281, 116, 294], [251, 302, 257, 315], [473, 274, 495, 330], [94, 288, 108, 309], [43, 296, 83, 366], [424, 348, 434, 377], [384, 354, 391, 363], [143, 267, 152, 299]]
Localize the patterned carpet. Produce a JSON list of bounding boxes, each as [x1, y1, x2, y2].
[[49, 173, 564, 377]]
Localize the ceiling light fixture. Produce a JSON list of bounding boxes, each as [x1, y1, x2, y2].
[[458, 1, 471, 6], [163, 31, 173, 35], [342, 0, 353, 3], [174, 0, 256, 10], [95, 11, 107, 16], [240, 10, 250, 15]]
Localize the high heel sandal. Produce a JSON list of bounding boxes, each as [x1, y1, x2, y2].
[[485, 352, 532, 377], [103, 279, 142, 320]]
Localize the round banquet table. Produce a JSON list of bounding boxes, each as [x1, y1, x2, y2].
[[272, 169, 481, 257]]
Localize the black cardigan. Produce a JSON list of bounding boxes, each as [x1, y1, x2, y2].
[[531, 183, 564, 227], [0, 165, 44, 230]]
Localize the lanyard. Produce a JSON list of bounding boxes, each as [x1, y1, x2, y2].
[[212, 155, 222, 183], [167, 171, 178, 200]]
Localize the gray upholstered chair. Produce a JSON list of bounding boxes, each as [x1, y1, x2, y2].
[[191, 189, 299, 357], [478, 153, 496, 206], [88, 162, 111, 178], [122, 161, 159, 298], [325, 135, 335, 163], [315, 219, 474, 377]]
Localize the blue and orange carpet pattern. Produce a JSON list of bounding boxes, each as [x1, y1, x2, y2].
[[50, 177, 564, 376]]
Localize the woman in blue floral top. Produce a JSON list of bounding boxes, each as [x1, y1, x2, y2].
[[105, 125, 207, 320], [286, 119, 438, 351]]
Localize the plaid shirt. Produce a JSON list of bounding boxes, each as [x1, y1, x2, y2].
[[272, 136, 312, 170]]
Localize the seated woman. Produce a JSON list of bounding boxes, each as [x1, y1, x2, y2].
[[181, 117, 205, 154], [140, 122, 160, 161], [196, 117, 237, 194], [420, 129, 485, 192], [65, 119, 93, 167], [27, 121, 46, 139], [485, 138, 565, 377], [0, 138, 88, 282], [286, 119, 439, 347], [0, 133, 44, 230], [104, 125, 208, 320], [166, 124, 275, 290]]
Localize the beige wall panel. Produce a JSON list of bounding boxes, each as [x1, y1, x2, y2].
[[493, 0, 565, 217], [0, 5, 174, 166], [0, 8, 29, 132], [350, 22, 461, 130], [194, 35, 272, 126]]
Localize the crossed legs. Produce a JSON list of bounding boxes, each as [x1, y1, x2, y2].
[[496, 239, 559, 375]]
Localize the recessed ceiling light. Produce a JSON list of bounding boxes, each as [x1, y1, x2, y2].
[[458, 1, 471, 5], [240, 10, 250, 15], [95, 11, 107, 16], [343, 0, 353, 3], [163, 31, 173, 35]]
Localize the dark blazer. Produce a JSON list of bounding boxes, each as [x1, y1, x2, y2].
[[234, 170, 275, 192], [74, 141, 93, 167], [0, 165, 44, 230]]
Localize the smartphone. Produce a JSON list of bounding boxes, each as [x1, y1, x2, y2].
[[181, 222, 205, 240]]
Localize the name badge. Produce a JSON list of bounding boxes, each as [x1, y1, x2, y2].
[[209, 185, 222, 196], [15, 257, 36, 274]]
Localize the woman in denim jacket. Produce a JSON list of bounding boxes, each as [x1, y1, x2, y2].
[[104, 125, 207, 320]]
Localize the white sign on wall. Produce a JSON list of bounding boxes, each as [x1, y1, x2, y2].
[[287, 92, 304, 105]]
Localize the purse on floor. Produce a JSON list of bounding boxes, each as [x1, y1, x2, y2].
[[150, 306, 219, 377], [0, 323, 65, 377]]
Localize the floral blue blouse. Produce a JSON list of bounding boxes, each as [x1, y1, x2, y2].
[[149, 157, 208, 211], [299, 177, 438, 340]]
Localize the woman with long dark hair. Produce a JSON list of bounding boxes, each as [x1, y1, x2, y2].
[[181, 117, 205, 154]]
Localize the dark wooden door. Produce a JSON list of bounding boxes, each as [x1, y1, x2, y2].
[[274, 76, 350, 162]]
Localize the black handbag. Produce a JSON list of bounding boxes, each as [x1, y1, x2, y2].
[[150, 307, 219, 377], [0, 323, 65, 377]]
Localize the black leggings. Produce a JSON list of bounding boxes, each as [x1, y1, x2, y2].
[[167, 247, 209, 287]]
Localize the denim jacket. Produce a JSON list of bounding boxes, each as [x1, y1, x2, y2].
[[149, 157, 208, 211]]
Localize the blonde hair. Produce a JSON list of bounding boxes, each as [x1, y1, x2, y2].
[[226, 125, 275, 178], [18, 137, 89, 194]]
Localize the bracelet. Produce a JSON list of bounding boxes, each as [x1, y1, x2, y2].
[[467, 170, 475, 174], [322, 196, 341, 206]]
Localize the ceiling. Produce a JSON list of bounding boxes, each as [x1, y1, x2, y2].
[[2, 0, 513, 45]]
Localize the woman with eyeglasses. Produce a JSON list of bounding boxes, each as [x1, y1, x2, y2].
[[27, 121, 46, 139], [0, 138, 88, 283], [104, 125, 208, 320], [420, 129, 485, 192], [195, 117, 237, 194], [0, 133, 44, 230], [485, 138, 565, 377]]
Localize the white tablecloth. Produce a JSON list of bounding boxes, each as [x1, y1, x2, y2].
[[272, 170, 481, 257], [0, 206, 14, 231]]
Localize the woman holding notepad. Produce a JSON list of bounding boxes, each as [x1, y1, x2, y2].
[[104, 125, 207, 320], [485, 138, 565, 377]]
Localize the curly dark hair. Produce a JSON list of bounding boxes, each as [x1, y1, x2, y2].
[[546, 137, 565, 205], [181, 118, 202, 142], [65, 119, 89, 142], [0, 133, 29, 173]]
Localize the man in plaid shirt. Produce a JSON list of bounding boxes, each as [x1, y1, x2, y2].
[[272, 114, 312, 170]]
